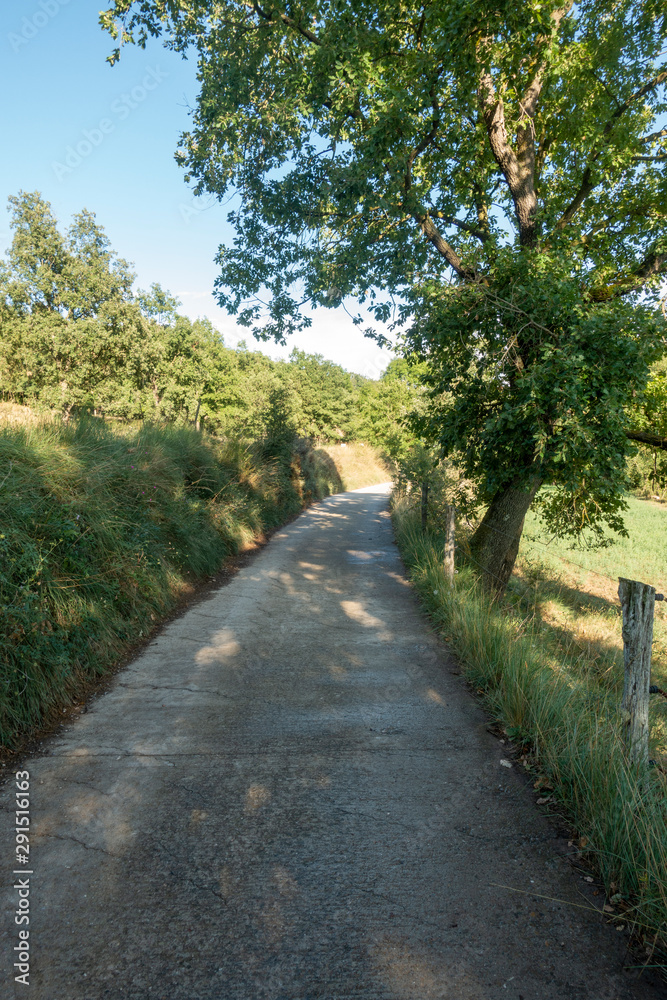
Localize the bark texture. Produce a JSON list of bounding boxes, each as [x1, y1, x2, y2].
[[626, 430, 667, 452], [444, 504, 456, 588], [618, 577, 655, 766], [469, 477, 542, 595]]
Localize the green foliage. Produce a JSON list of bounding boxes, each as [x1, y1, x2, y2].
[[101, 0, 667, 550], [640, 358, 667, 440], [282, 348, 356, 440], [0, 416, 347, 748], [0, 192, 416, 452], [411, 250, 665, 542], [0, 190, 133, 318], [354, 358, 426, 460], [261, 385, 298, 460], [628, 446, 667, 500], [626, 357, 667, 497]]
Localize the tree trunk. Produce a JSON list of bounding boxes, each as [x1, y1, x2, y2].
[[421, 482, 429, 533], [618, 578, 654, 767], [444, 505, 456, 587], [469, 476, 542, 596]]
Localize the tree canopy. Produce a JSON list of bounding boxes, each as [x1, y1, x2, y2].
[[101, 0, 667, 591], [0, 192, 416, 448]]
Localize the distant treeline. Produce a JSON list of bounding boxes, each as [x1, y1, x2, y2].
[[0, 191, 419, 450]]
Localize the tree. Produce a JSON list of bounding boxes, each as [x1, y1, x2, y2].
[[102, 0, 667, 592], [627, 356, 667, 449], [0, 192, 141, 417], [63, 209, 134, 319], [0, 191, 397, 440], [136, 282, 180, 326], [626, 356, 667, 494], [281, 348, 357, 440], [0, 192, 134, 320], [0, 191, 68, 314], [356, 358, 425, 458]]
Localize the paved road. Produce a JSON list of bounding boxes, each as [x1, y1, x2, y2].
[[0, 485, 662, 999]]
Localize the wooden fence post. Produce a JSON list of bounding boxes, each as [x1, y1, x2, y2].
[[421, 482, 429, 533], [618, 578, 656, 766], [444, 505, 455, 587]]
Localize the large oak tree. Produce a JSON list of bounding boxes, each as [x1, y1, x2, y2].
[[102, 0, 667, 592]]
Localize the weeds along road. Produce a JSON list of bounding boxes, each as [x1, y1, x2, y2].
[[0, 485, 661, 1000]]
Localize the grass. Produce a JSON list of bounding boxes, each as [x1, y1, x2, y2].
[[393, 495, 667, 959], [515, 498, 667, 755], [0, 402, 46, 426], [0, 416, 387, 750], [522, 497, 667, 591], [320, 442, 392, 491]]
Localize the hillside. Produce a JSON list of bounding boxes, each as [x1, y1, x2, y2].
[[0, 412, 390, 749]]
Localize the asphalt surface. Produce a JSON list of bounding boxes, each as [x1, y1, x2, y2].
[[0, 484, 663, 999]]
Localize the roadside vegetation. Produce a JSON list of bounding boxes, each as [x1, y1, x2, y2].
[[393, 481, 667, 958], [0, 192, 419, 453], [0, 411, 389, 751], [0, 192, 414, 752]]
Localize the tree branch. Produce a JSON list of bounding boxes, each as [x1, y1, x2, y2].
[[251, 2, 321, 45], [634, 249, 667, 281], [478, 71, 537, 245], [589, 249, 667, 300], [415, 5, 427, 49], [477, 5, 571, 246], [579, 204, 657, 244], [432, 211, 489, 242], [641, 127, 667, 144], [556, 70, 667, 230], [473, 179, 490, 237], [627, 430, 667, 451], [417, 215, 476, 279], [405, 75, 442, 196]]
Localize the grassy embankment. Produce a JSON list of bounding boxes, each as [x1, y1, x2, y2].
[[393, 492, 667, 957], [320, 442, 392, 491], [0, 408, 388, 750]]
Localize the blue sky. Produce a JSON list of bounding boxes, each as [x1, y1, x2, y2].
[[0, 0, 394, 378]]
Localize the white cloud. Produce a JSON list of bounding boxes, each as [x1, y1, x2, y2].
[[174, 291, 397, 378]]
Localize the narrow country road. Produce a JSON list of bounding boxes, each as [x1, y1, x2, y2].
[[1, 485, 661, 1000]]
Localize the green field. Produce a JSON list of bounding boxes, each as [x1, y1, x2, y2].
[[515, 497, 667, 747], [521, 497, 667, 592]]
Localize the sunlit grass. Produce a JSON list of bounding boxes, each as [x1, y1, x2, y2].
[[320, 442, 391, 491], [515, 498, 667, 754], [393, 496, 667, 957], [522, 497, 667, 591], [0, 415, 375, 749]]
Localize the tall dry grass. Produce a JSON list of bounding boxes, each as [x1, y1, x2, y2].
[[393, 497, 667, 959], [0, 415, 370, 748], [320, 442, 391, 491]]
